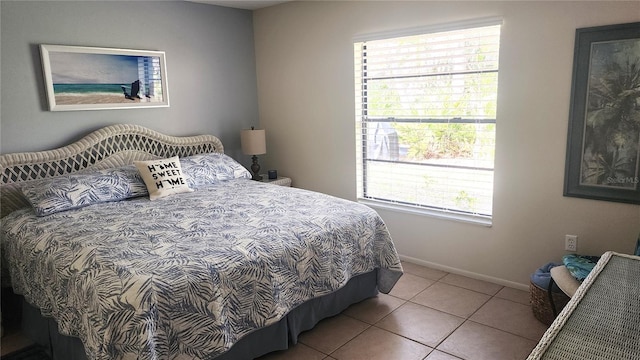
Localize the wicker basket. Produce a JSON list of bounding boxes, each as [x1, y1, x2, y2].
[[530, 281, 570, 326]]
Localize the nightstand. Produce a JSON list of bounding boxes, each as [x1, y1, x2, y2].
[[260, 176, 291, 187]]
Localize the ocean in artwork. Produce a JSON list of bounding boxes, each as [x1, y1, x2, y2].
[[53, 83, 124, 96], [52, 83, 151, 105]]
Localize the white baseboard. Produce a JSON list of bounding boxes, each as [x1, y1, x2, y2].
[[399, 254, 529, 292]]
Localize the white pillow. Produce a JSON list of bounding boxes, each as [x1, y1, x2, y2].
[[134, 156, 193, 200]]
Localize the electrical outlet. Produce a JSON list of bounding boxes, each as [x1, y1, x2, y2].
[[565, 235, 578, 252]]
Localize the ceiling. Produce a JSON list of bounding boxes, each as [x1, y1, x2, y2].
[[188, 0, 292, 10]]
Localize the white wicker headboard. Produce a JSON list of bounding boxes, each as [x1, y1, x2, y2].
[[0, 124, 224, 217]]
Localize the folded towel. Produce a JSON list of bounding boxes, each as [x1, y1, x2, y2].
[[530, 262, 563, 292], [562, 254, 600, 281]]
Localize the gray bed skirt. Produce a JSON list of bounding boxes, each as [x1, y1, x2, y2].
[[21, 270, 379, 360]]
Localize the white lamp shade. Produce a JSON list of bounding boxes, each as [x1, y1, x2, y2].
[[241, 129, 266, 155]]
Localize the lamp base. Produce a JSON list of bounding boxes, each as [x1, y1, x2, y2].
[[251, 155, 263, 181]]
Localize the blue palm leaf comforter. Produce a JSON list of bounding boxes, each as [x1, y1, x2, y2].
[[1, 179, 403, 360]]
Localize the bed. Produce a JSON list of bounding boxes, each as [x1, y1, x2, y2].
[[0, 124, 403, 360]]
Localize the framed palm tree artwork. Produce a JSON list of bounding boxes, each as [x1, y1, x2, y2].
[[564, 22, 640, 204]]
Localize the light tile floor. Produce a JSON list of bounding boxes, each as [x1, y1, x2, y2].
[[1, 261, 548, 360], [257, 261, 548, 360]]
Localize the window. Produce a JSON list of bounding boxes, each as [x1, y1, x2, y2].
[[354, 20, 501, 223]]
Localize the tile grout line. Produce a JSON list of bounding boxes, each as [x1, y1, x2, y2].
[[387, 272, 542, 359], [287, 267, 536, 360], [415, 285, 498, 360]]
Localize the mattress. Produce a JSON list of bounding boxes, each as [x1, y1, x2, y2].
[[1, 179, 403, 360]]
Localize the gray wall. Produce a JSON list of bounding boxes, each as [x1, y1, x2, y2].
[[0, 1, 258, 160]]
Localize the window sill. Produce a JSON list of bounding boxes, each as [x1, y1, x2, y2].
[[358, 198, 492, 227]]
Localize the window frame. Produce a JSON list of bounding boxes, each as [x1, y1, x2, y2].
[[354, 18, 502, 226]]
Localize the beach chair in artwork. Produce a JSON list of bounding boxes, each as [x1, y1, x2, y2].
[[121, 80, 141, 100]]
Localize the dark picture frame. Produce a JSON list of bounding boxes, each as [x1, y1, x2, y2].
[[564, 22, 640, 204], [40, 44, 169, 111]]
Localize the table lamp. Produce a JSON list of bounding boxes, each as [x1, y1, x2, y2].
[[241, 127, 266, 181]]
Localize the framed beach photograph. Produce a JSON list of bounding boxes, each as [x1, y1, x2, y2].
[[40, 44, 169, 111], [564, 22, 640, 204]]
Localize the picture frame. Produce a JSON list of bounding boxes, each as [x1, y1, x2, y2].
[[40, 44, 170, 111], [563, 22, 640, 204]]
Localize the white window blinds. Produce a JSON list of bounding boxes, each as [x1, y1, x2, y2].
[[354, 22, 501, 221]]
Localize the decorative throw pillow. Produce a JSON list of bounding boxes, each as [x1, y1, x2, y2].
[[21, 165, 148, 216], [180, 153, 251, 188], [134, 156, 193, 200]]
